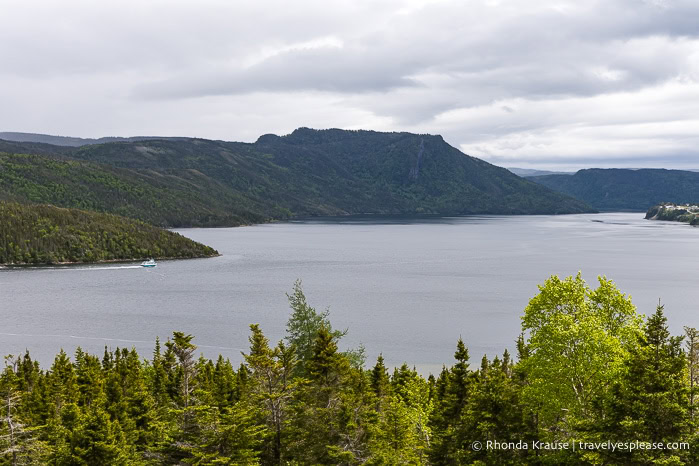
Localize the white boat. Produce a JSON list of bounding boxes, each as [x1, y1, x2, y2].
[[141, 258, 157, 268]]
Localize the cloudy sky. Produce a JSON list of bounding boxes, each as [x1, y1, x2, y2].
[[1, 0, 698, 170]]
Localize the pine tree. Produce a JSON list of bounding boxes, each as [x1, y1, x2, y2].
[[429, 339, 473, 465], [284, 280, 346, 373], [370, 355, 391, 403], [288, 326, 356, 464], [67, 402, 131, 465], [0, 356, 48, 465], [161, 332, 200, 463], [243, 324, 297, 465], [685, 326, 699, 428], [212, 355, 237, 410], [606, 304, 690, 464], [461, 353, 531, 465]]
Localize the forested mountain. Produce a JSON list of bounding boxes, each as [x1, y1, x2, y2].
[[531, 168, 699, 211], [1, 277, 697, 464], [0, 201, 218, 264], [0, 128, 593, 227]]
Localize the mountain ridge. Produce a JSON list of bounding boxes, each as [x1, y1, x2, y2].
[[531, 168, 699, 211], [0, 131, 188, 147], [0, 128, 594, 226]]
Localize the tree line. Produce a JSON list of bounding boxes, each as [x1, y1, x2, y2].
[[1, 276, 697, 464]]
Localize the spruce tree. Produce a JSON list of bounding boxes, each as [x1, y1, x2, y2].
[[606, 304, 690, 464]]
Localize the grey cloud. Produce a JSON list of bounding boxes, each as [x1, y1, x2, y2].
[[129, 1, 699, 102], [479, 151, 699, 170], [133, 46, 423, 99], [1, 0, 698, 170]]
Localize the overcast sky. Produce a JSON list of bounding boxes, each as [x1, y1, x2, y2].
[[1, 0, 698, 170]]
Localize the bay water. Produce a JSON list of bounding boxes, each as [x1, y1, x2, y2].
[[1, 213, 697, 374]]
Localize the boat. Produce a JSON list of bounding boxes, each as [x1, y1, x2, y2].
[[141, 258, 157, 268]]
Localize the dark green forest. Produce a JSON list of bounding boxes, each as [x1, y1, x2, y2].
[[530, 168, 699, 212], [0, 202, 218, 265], [0, 128, 593, 228], [1, 277, 697, 465], [0, 153, 275, 228]]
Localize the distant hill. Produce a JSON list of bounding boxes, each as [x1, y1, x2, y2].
[[0, 138, 75, 156], [0, 128, 593, 226], [531, 168, 699, 211], [0, 132, 184, 147], [507, 167, 573, 177], [0, 201, 218, 265]]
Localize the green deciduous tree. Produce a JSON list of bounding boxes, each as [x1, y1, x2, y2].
[[520, 273, 643, 435]]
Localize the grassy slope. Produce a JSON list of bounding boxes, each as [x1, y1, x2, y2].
[[532, 168, 699, 211], [0, 201, 218, 265]]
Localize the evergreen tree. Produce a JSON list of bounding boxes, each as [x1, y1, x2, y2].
[[685, 326, 699, 428], [605, 304, 690, 464], [370, 355, 391, 403], [0, 278, 697, 465], [161, 332, 200, 463], [284, 280, 364, 373], [429, 339, 473, 464], [0, 356, 48, 465], [288, 326, 359, 463], [243, 324, 297, 465]]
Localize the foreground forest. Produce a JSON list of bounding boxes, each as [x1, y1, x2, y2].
[[0, 201, 218, 264], [1, 276, 697, 465]]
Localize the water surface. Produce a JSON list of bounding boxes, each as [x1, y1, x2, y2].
[[1, 213, 697, 374]]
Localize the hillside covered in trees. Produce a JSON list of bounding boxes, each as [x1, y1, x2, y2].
[[0, 201, 218, 265], [531, 168, 699, 211], [0, 152, 271, 227], [1, 277, 697, 465], [0, 129, 593, 227]]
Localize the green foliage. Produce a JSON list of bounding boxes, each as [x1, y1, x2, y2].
[[602, 304, 691, 464], [1, 277, 697, 465], [285, 280, 365, 373], [520, 273, 643, 432], [0, 201, 218, 264]]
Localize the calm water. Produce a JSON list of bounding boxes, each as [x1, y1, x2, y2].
[[1, 213, 697, 374]]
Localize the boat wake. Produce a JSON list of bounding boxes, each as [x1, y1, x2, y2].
[[23, 265, 145, 271], [0, 331, 150, 344]]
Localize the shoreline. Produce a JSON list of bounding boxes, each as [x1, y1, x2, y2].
[[177, 209, 605, 230], [0, 253, 221, 268]]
